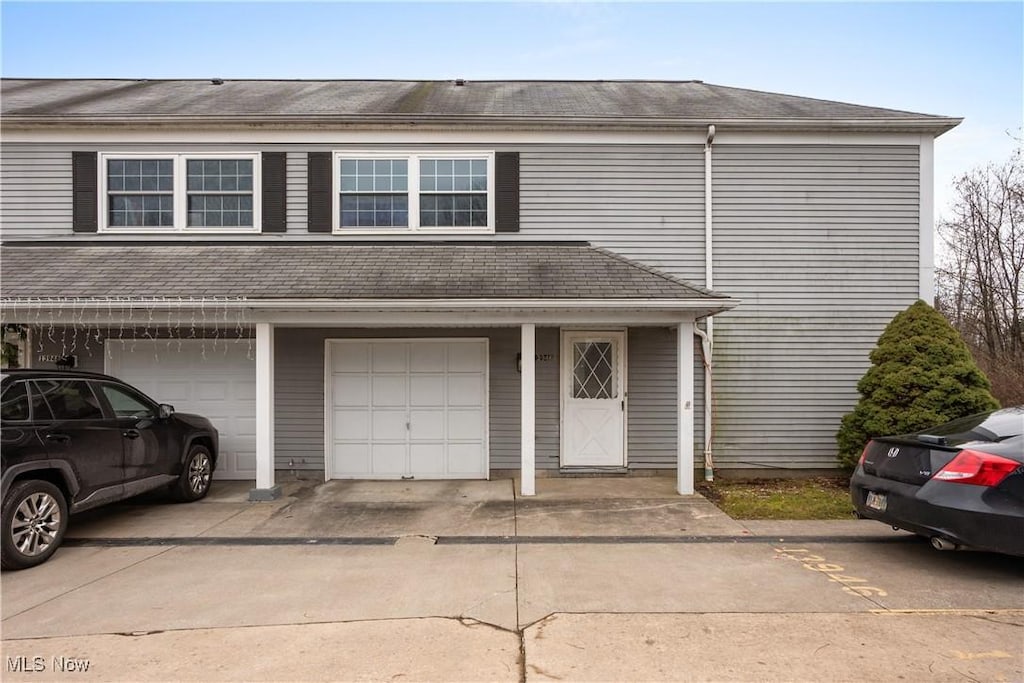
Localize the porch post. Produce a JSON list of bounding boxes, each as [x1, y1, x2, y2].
[[677, 321, 695, 495], [250, 322, 281, 501], [520, 323, 536, 496]]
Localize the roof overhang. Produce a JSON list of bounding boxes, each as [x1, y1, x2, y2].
[[0, 115, 964, 137]]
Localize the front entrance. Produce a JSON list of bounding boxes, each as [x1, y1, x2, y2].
[[561, 330, 626, 467]]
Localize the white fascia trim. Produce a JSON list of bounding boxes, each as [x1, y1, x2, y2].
[[3, 115, 962, 133], [919, 135, 936, 303], [0, 297, 739, 312], [3, 128, 953, 146]]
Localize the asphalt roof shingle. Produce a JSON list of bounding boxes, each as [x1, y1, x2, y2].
[[0, 243, 728, 302], [0, 79, 957, 126]]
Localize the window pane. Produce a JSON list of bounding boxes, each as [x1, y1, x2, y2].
[[99, 383, 154, 419], [35, 380, 104, 420], [1, 381, 29, 421]]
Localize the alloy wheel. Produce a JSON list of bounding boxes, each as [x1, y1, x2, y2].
[[11, 492, 62, 557], [189, 452, 211, 494]]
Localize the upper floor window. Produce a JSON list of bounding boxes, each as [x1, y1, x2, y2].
[[333, 152, 494, 233], [100, 153, 260, 232]]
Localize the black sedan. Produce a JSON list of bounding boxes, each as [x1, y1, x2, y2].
[[1, 370, 219, 569], [851, 406, 1024, 556]]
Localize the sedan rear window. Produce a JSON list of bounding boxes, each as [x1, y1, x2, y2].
[[922, 407, 1024, 445]]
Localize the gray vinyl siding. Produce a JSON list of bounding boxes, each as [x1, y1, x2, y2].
[[626, 327, 705, 468], [519, 145, 706, 281], [711, 144, 921, 469], [285, 151, 307, 233], [0, 145, 73, 239]]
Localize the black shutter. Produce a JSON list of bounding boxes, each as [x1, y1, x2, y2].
[[261, 152, 287, 233], [307, 152, 332, 233], [495, 152, 520, 233], [72, 152, 98, 233]]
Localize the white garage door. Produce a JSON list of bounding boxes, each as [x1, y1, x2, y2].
[[106, 340, 257, 480], [328, 339, 489, 479]]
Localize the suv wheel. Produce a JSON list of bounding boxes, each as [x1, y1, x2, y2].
[[2, 480, 69, 570], [172, 445, 213, 502]]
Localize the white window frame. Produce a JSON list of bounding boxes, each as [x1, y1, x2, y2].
[[98, 152, 262, 233], [331, 151, 495, 235]]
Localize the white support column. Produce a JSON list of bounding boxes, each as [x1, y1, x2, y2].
[[677, 321, 696, 495], [520, 323, 536, 496], [250, 322, 280, 501]]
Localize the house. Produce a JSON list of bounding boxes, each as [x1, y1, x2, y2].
[[0, 79, 960, 498]]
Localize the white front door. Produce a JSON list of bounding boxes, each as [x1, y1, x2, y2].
[[327, 339, 489, 479], [561, 331, 626, 467], [105, 339, 257, 480]]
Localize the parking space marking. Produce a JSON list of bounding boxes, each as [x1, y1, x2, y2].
[[774, 547, 889, 603]]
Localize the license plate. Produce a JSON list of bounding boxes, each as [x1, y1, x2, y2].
[[866, 491, 887, 512]]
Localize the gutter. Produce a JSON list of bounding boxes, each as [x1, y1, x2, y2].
[[699, 123, 717, 482]]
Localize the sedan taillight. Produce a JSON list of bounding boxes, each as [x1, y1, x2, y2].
[[858, 442, 871, 467], [932, 449, 1021, 487]]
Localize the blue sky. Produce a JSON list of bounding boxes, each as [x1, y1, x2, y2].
[[2, 1, 1021, 221]]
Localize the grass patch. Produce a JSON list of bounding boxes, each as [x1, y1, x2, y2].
[[696, 477, 854, 520]]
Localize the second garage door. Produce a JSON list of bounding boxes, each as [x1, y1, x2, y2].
[[327, 339, 489, 479], [105, 339, 257, 480]]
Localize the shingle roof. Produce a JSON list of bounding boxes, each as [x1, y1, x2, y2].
[[0, 243, 729, 303], [0, 79, 959, 132]]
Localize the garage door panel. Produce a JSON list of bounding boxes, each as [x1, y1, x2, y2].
[[196, 381, 228, 401], [333, 375, 369, 406], [334, 409, 369, 440], [410, 409, 444, 440], [372, 410, 408, 439], [372, 375, 406, 406], [233, 380, 257, 401], [448, 344, 486, 372], [448, 375, 484, 406], [410, 444, 445, 475], [448, 444, 485, 475], [448, 409, 485, 440], [410, 375, 445, 406], [334, 443, 370, 475], [410, 343, 447, 371], [372, 345, 406, 372], [371, 444, 406, 475], [333, 343, 369, 372]]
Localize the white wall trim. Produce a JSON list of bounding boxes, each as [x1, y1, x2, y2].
[[919, 135, 936, 303], [520, 323, 536, 496], [677, 321, 695, 495], [255, 323, 275, 490]]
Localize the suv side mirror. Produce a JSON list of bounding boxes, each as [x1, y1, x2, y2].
[[158, 404, 175, 419]]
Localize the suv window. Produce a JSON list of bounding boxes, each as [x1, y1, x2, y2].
[[34, 379, 104, 420], [1, 381, 30, 421], [98, 382, 155, 419], [0, 381, 52, 422]]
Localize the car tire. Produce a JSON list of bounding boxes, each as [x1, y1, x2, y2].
[[1, 479, 69, 570], [171, 445, 213, 503]]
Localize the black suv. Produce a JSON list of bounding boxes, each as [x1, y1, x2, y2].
[[1, 370, 219, 569]]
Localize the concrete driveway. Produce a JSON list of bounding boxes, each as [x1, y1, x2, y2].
[[2, 478, 1022, 682]]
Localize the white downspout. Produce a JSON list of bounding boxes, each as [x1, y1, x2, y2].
[[700, 124, 716, 482]]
